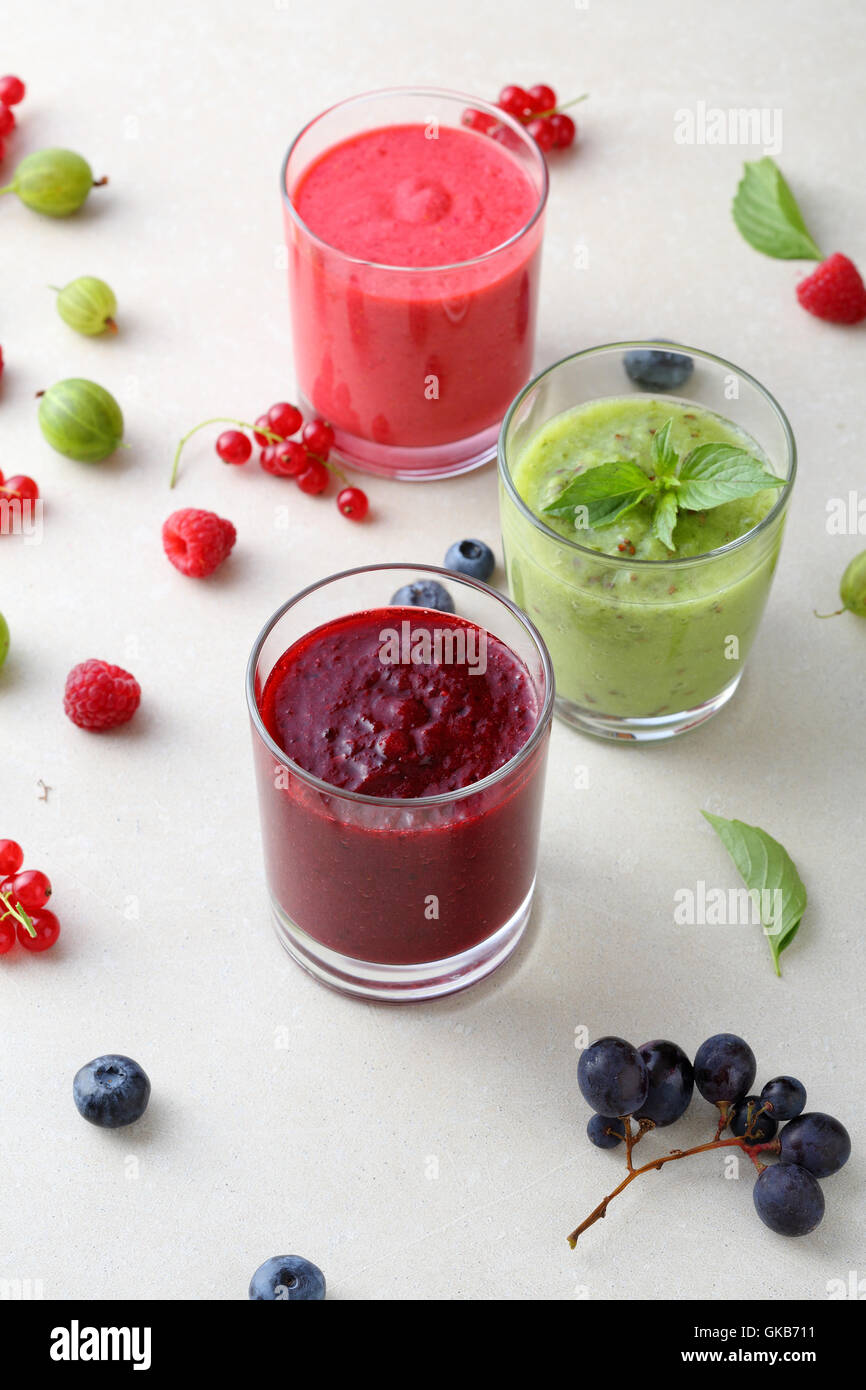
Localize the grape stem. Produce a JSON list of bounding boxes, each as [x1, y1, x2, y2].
[[0, 889, 36, 939], [568, 1126, 781, 1247]]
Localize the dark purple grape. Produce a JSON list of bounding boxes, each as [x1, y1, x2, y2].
[[779, 1112, 851, 1178], [586, 1114, 625, 1149], [753, 1163, 824, 1236], [578, 1037, 649, 1117], [729, 1096, 778, 1143], [693, 1033, 756, 1104], [634, 1039, 694, 1127], [760, 1076, 806, 1121]]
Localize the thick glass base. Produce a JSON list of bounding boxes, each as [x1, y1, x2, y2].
[[269, 879, 535, 1002], [299, 393, 498, 481], [555, 672, 743, 742]]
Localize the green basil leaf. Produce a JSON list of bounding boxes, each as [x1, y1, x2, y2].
[[586, 490, 649, 529], [651, 491, 679, 550], [651, 419, 679, 475], [702, 811, 807, 976], [677, 444, 786, 510], [732, 157, 823, 261], [543, 460, 651, 518]]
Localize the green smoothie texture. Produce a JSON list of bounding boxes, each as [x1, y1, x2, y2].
[[501, 395, 788, 720]]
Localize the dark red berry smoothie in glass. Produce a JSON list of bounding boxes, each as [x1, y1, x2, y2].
[[282, 90, 547, 479], [248, 571, 553, 999]]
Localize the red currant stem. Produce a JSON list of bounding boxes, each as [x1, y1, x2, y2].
[[535, 92, 589, 119], [0, 889, 36, 938], [170, 416, 284, 488], [567, 1132, 780, 1247], [312, 453, 347, 485]]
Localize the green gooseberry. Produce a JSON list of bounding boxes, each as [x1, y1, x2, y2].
[[0, 611, 8, 671], [816, 549, 866, 619], [839, 550, 866, 617], [0, 148, 107, 217], [37, 378, 124, 463], [53, 276, 118, 335]]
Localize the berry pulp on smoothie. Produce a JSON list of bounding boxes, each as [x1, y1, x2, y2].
[[254, 607, 548, 964], [286, 123, 544, 461]]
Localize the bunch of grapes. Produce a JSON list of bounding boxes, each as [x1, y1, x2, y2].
[[571, 1033, 850, 1245]]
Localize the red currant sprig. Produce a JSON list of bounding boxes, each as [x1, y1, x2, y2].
[[0, 841, 60, 955], [171, 404, 370, 522], [462, 84, 586, 156]]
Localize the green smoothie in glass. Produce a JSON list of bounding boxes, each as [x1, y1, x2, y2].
[[498, 345, 796, 740]]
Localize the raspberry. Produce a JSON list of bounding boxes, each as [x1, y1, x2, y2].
[[64, 660, 141, 731], [796, 253, 866, 325], [162, 507, 236, 578]]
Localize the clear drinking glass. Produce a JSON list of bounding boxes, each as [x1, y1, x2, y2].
[[246, 565, 554, 1001], [281, 88, 548, 480], [498, 343, 796, 741]]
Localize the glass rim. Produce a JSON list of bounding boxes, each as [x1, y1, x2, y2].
[[245, 562, 555, 809], [497, 340, 798, 569], [280, 86, 549, 275]]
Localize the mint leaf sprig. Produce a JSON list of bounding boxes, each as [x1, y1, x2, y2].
[[0, 888, 36, 939], [543, 419, 786, 551]]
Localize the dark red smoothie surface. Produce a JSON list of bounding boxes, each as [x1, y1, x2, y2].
[[253, 608, 549, 965], [285, 123, 544, 451], [260, 609, 537, 797]]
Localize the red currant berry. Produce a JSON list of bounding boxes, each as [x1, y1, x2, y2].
[[527, 118, 555, 152], [301, 419, 335, 459], [0, 840, 23, 876], [0, 76, 25, 106], [11, 869, 52, 912], [549, 112, 577, 149], [273, 441, 307, 477], [491, 124, 523, 152], [461, 108, 498, 135], [253, 415, 272, 448], [0, 102, 15, 138], [297, 460, 329, 495], [216, 429, 252, 466], [498, 85, 532, 121], [0, 137, 6, 163], [267, 401, 303, 439], [2, 475, 39, 503], [337, 486, 369, 521], [0, 915, 15, 954], [526, 84, 557, 115], [18, 907, 60, 952], [259, 445, 279, 474]]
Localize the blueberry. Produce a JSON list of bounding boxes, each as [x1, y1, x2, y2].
[[443, 539, 495, 582], [623, 344, 694, 390], [390, 580, 455, 613], [586, 1114, 625, 1149], [249, 1255, 326, 1301], [73, 1055, 150, 1128]]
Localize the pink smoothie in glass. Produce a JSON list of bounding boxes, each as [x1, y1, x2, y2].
[[285, 120, 545, 464]]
